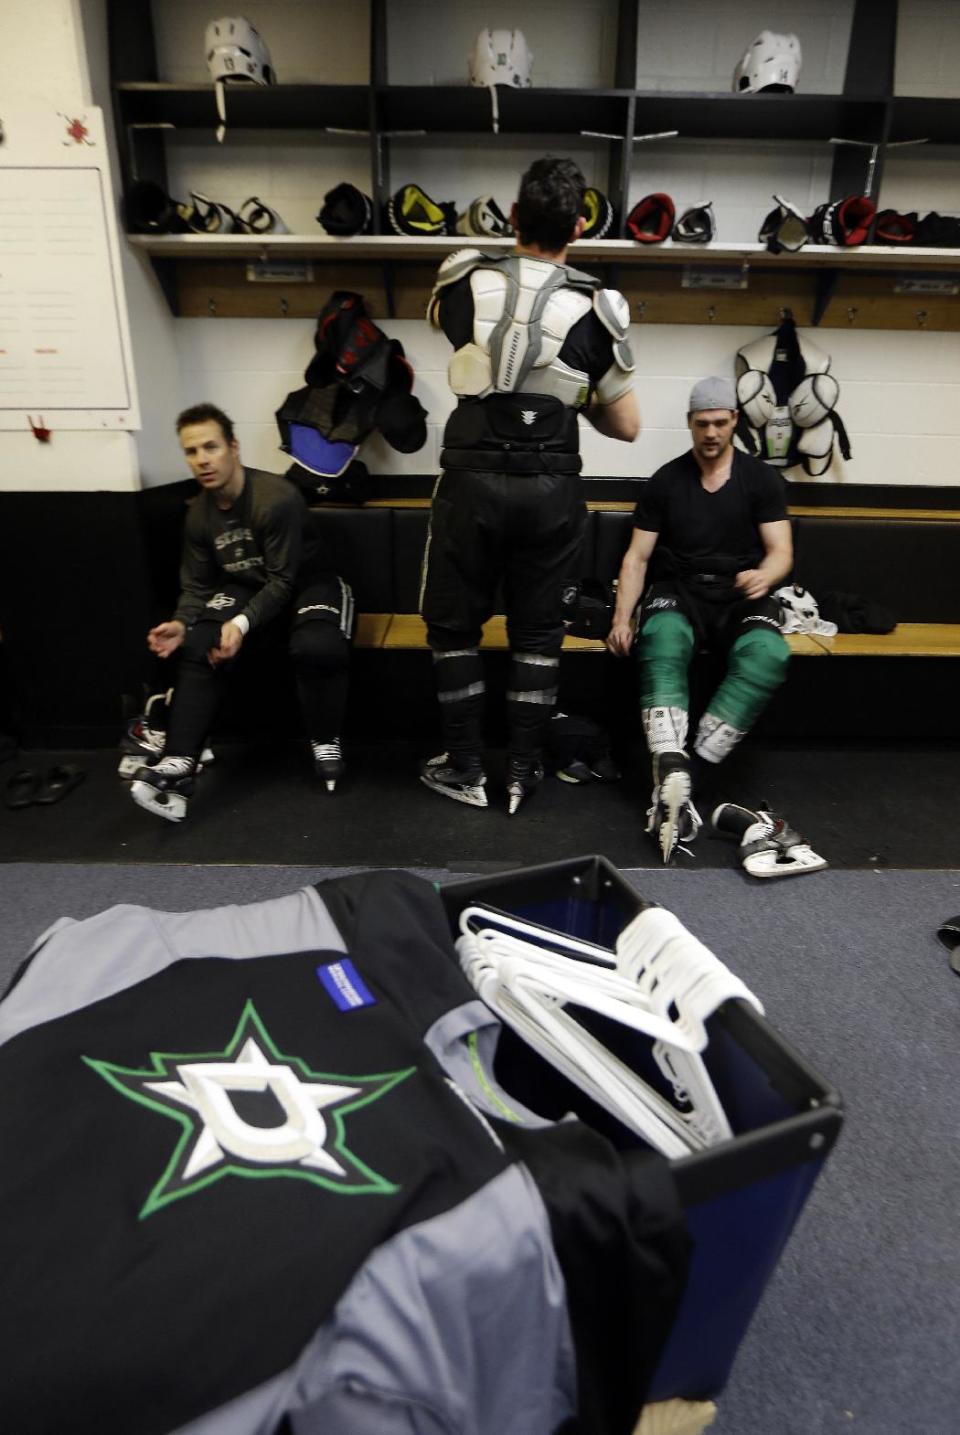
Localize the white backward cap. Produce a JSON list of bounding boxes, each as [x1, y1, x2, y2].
[[689, 376, 737, 413]]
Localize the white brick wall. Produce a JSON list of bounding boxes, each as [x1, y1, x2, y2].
[[635, 0, 854, 94], [895, 0, 960, 97], [143, 0, 960, 490]]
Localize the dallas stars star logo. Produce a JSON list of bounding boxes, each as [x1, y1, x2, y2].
[[84, 1001, 413, 1218]]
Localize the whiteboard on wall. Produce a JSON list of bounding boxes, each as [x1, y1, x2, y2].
[[0, 104, 139, 431]]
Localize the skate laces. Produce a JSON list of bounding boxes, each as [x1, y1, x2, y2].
[[153, 756, 196, 777], [311, 739, 342, 763]]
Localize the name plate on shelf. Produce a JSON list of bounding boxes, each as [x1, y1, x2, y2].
[[892, 276, 959, 296], [245, 261, 316, 284], [681, 266, 749, 291]]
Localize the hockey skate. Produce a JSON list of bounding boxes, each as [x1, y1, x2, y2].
[[506, 758, 544, 816], [118, 691, 214, 779], [711, 802, 828, 879], [129, 756, 196, 823], [311, 738, 344, 793], [646, 752, 702, 864], [420, 753, 488, 809]]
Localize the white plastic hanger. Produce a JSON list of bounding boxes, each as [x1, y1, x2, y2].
[[456, 902, 763, 1157]]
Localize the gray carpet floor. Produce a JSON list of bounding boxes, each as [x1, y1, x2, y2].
[[2, 863, 958, 1435]]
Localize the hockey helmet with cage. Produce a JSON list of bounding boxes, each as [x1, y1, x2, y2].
[[469, 29, 533, 88], [733, 31, 801, 94], [205, 16, 276, 85]]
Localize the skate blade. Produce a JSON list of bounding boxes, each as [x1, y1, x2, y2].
[[743, 845, 828, 879], [657, 769, 691, 864], [507, 783, 525, 815], [420, 774, 488, 808], [130, 780, 187, 823], [325, 779, 337, 793]]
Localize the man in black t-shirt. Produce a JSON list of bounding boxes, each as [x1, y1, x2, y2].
[[607, 377, 793, 862], [420, 157, 639, 815], [129, 403, 354, 822]]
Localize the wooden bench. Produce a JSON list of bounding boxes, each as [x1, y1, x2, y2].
[[348, 499, 960, 663], [353, 612, 828, 655]]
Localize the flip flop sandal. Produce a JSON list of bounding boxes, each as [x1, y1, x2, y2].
[[35, 764, 87, 805], [4, 768, 41, 809]]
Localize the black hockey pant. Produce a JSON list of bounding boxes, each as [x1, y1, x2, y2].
[[165, 578, 353, 760], [419, 466, 585, 769]]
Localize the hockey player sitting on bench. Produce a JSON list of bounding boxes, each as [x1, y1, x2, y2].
[[607, 376, 793, 863], [130, 403, 353, 822]]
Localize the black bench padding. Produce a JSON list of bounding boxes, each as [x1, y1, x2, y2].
[[794, 517, 960, 624]]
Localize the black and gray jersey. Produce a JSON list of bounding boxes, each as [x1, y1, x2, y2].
[[174, 468, 330, 634], [0, 869, 687, 1435]]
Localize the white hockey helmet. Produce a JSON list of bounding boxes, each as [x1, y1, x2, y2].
[[469, 29, 533, 88], [733, 31, 802, 94], [205, 16, 276, 85]]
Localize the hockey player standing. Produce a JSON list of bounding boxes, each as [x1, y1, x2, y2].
[[607, 377, 793, 862], [130, 404, 353, 821], [420, 157, 640, 814]]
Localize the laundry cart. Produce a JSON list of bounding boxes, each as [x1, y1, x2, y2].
[[439, 854, 843, 1405]]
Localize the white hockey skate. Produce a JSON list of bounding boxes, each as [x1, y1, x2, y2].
[[711, 802, 828, 879]]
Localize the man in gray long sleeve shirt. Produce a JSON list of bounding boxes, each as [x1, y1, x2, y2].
[[130, 404, 355, 822]]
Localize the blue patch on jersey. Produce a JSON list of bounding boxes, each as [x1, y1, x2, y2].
[[317, 958, 376, 1011]]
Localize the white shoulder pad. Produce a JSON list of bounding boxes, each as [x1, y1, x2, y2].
[[593, 288, 630, 342], [435, 247, 486, 288], [797, 418, 836, 473], [796, 332, 831, 375], [789, 373, 839, 428], [593, 289, 634, 376], [737, 370, 776, 429], [427, 247, 488, 326], [535, 288, 592, 365], [735, 333, 776, 376]]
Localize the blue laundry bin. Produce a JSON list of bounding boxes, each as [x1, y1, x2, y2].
[[439, 853, 843, 1402]]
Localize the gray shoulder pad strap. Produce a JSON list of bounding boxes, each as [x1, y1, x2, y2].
[[561, 261, 602, 293], [488, 257, 572, 392]]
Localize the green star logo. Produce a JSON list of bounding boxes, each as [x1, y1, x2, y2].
[[84, 1000, 414, 1218]]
